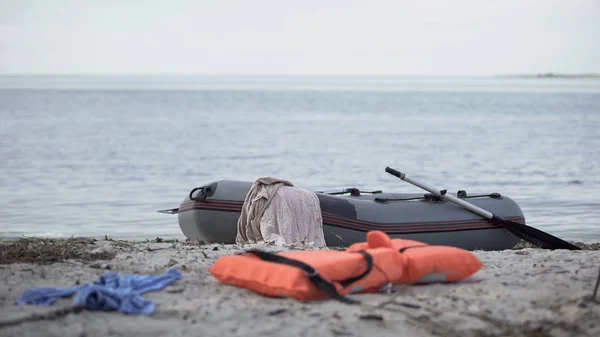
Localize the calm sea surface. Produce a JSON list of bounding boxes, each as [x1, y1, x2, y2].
[[0, 76, 599, 242]]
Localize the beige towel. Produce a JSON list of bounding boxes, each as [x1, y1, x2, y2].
[[235, 177, 327, 247]]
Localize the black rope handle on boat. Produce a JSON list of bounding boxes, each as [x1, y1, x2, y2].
[[317, 188, 383, 196], [189, 186, 212, 201], [375, 192, 502, 203]]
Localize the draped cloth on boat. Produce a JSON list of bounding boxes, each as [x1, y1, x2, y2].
[[235, 177, 327, 247]]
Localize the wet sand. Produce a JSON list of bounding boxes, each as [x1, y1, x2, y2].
[[1, 237, 599, 337]]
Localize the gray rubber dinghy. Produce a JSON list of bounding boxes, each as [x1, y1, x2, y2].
[[159, 179, 526, 251]]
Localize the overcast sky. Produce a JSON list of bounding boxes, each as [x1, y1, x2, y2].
[[0, 0, 598, 76]]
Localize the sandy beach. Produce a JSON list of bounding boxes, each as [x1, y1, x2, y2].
[[1, 237, 599, 337]]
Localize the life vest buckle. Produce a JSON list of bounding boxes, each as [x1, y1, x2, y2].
[[303, 269, 318, 278]]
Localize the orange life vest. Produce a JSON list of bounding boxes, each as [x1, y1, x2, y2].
[[208, 231, 483, 303], [347, 230, 483, 284], [208, 246, 404, 303]]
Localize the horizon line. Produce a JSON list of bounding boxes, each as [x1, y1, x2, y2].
[[1, 72, 599, 78]]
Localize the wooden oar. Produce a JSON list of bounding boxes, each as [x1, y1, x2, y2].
[[385, 167, 580, 250]]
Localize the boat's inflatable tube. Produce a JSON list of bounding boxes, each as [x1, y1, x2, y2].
[[208, 231, 483, 303], [168, 179, 525, 250]]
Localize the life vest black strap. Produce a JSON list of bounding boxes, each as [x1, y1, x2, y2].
[[246, 249, 374, 304], [337, 250, 373, 287], [398, 245, 429, 253]]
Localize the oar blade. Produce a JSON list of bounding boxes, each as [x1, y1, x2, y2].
[[495, 216, 580, 250]]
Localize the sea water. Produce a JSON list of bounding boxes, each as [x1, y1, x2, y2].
[[0, 76, 599, 242]]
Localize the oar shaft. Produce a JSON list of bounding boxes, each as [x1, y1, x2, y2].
[[385, 167, 494, 219], [385, 166, 580, 250]]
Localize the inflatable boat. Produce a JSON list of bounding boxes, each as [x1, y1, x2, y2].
[[159, 179, 527, 251]]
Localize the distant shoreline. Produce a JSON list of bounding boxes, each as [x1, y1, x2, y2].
[[496, 73, 600, 79]]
